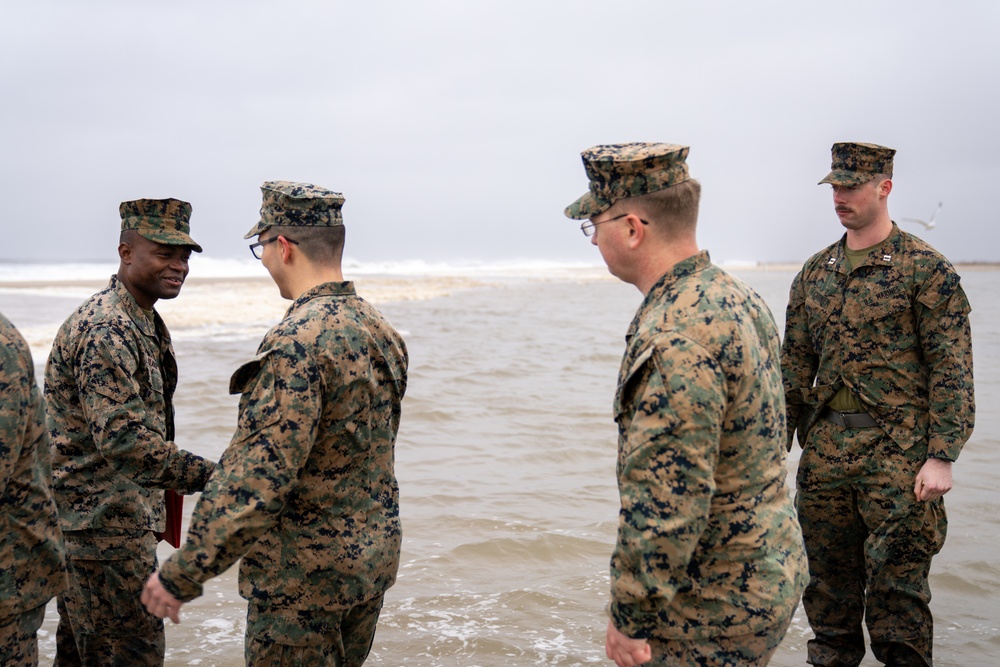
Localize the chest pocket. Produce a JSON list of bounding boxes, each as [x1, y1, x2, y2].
[[230, 349, 281, 440], [852, 283, 913, 327], [141, 350, 165, 399], [802, 276, 842, 348]]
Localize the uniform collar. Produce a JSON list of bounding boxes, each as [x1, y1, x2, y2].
[[644, 250, 711, 302], [824, 223, 902, 273], [109, 274, 163, 338], [285, 281, 356, 316], [627, 250, 711, 340]]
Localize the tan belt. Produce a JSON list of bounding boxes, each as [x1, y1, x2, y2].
[[821, 406, 878, 429]]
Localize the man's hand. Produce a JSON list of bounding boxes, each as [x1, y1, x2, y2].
[[914, 457, 953, 501], [141, 572, 183, 624], [605, 618, 652, 667]]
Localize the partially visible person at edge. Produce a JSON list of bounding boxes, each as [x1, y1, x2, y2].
[[142, 181, 408, 667], [0, 312, 66, 666], [781, 142, 975, 667], [45, 198, 217, 666], [565, 142, 808, 667]]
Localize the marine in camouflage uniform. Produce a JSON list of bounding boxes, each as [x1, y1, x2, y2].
[[0, 312, 66, 666], [782, 143, 975, 667], [144, 182, 408, 667], [565, 143, 808, 667], [45, 199, 216, 666]]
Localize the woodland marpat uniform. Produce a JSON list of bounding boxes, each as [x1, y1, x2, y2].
[[158, 283, 407, 643], [46, 275, 216, 531], [610, 251, 808, 641], [0, 312, 65, 663], [139, 181, 406, 664], [783, 224, 974, 666], [782, 141, 975, 666], [45, 198, 214, 665], [782, 224, 974, 458]]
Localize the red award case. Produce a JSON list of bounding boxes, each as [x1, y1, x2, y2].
[[155, 489, 184, 547]]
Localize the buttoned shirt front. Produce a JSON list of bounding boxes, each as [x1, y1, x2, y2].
[[46, 276, 214, 534], [782, 224, 975, 460]]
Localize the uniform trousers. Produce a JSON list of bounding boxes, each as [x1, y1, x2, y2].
[[797, 417, 946, 667], [644, 612, 793, 667], [55, 530, 164, 667], [0, 603, 47, 667], [244, 594, 384, 667]]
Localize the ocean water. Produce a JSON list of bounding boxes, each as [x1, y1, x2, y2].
[[2, 258, 997, 666]]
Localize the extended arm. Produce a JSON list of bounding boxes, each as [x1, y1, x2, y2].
[[78, 327, 213, 492], [152, 346, 322, 605]]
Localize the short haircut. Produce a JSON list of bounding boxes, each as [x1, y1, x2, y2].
[[268, 225, 345, 266], [120, 229, 140, 245], [607, 178, 701, 236]]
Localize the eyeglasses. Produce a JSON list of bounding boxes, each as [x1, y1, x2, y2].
[[580, 213, 650, 237], [249, 235, 298, 260]]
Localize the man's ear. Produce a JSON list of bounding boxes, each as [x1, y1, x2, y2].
[[118, 242, 132, 264], [279, 236, 295, 263], [878, 178, 893, 197], [626, 214, 645, 249]]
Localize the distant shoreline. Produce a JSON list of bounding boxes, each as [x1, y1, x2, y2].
[[0, 275, 274, 289], [0, 261, 997, 290], [733, 261, 1000, 272]]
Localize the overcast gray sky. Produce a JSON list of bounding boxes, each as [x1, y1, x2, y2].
[[3, 1, 998, 265]]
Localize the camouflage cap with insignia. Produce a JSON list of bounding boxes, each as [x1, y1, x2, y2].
[[564, 142, 691, 220], [819, 142, 896, 186], [120, 198, 203, 253], [244, 181, 346, 239]]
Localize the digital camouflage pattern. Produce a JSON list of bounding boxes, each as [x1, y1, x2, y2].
[[796, 418, 945, 666], [564, 143, 691, 219], [818, 142, 896, 186], [244, 181, 346, 238], [609, 251, 807, 642], [244, 594, 383, 666], [781, 224, 975, 460], [0, 603, 46, 666], [782, 223, 974, 666], [119, 198, 203, 252], [46, 275, 216, 532], [158, 281, 408, 619], [0, 312, 65, 621], [646, 613, 792, 667], [55, 531, 164, 665]]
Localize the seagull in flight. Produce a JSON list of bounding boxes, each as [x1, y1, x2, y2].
[[901, 201, 943, 230]]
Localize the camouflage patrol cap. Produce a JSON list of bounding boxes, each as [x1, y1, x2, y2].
[[244, 181, 346, 239], [564, 142, 691, 220], [819, 142, 896, 186], [119, 198, 203, 253]]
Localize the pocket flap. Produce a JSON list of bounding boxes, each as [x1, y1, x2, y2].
[[613, 346, 656, 417], [229, 349, 276, 395]]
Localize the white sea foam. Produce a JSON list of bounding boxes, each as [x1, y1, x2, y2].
[[0, 256, 615, 360], [0, 256, 608, 283]]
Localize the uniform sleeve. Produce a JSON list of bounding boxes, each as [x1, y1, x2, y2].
[[916, 277, 975, 461], [780, 270, 818, 450], [0, 335, 29, 495], [158, 346, 322, 602], [76, 326, 214, 493], [609, 337, 724, 639]]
